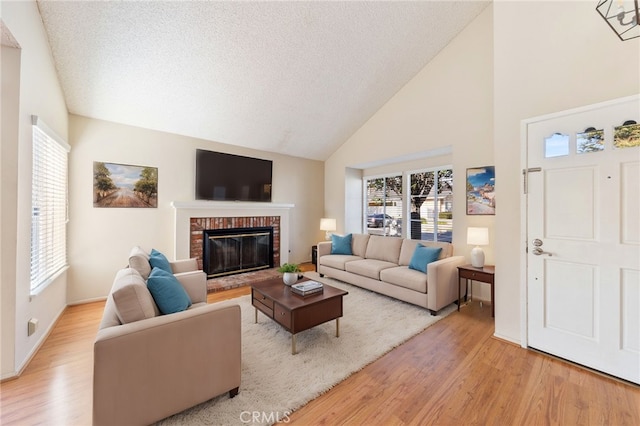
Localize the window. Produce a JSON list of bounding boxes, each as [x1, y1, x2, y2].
[[364, 167, 453, 242], [365, 175, 403, 237], [30, 116, 70, 294], [408, 168, 453, 242]]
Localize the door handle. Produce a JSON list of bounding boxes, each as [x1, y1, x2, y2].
[[532, 247, 552, 256]]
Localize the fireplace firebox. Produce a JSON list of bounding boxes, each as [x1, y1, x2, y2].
[[202, 227, 274, 278]]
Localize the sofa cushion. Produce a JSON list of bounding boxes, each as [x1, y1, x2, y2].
[[147, 267, 192, 314], [398, 239, 451, 266], [111, 268, 159, 324], [319, 254, 362, 271], [345, 259, 397, 280], [331, 234, 353, 255], [380, 266, 428, 293], [408, 245, 442, 273], [149, 248, 172, 273], [128, 246, 151, 279], [99, 268, 159, 329], [364, 235, 403, 264], [351, 233, 370, 258]]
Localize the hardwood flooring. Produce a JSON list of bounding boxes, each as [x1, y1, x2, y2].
[[1, 282, 639, 425]]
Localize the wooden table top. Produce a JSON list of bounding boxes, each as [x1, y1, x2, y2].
[[251, 276, 348, 310]]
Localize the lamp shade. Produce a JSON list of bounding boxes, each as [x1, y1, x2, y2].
[[467, 227, 489, 246], [320, 218, 336, 232]]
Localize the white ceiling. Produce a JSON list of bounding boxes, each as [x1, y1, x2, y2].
[[36, 1, 489, 161]]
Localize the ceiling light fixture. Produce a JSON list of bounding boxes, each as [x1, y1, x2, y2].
[[596, 0, 640, 40]]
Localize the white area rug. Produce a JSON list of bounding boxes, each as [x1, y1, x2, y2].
[[158, 272, 455, 426]]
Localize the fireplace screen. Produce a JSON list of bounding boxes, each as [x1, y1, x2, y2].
[[203, 227, 274, 278]]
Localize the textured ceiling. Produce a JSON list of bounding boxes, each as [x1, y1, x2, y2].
[[37, 1, 489, 161]]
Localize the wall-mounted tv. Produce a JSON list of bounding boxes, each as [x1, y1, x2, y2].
[[195, 149, 272, 202]]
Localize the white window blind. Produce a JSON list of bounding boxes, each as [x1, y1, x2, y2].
[[30, 115, 70, 293]]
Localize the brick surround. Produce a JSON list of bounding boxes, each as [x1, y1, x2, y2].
[[189, 216, 281, 270]]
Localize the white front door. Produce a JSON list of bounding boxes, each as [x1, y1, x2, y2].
[[525, 95, 640, 384]]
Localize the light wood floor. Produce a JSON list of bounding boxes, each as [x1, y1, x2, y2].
[[1, 286, 639, 425]]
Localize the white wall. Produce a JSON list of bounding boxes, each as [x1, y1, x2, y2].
[[493, 1, 640, 343], [68, 115, 324, 303], [1, 1, 69, 379], [326, 1, 639, 345], [324, 7, 494, 294], [1, 43, 21, 381]]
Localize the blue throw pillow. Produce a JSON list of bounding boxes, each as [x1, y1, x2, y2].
[[331, 233, 353, 255], [408, 245, 442, 273], [149, 248, 172, 273], [147, 267, 192, 314]]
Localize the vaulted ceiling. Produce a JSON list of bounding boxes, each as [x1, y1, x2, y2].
[[37, 1, 490, 160]]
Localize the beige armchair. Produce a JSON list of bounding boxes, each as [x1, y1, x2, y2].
[[93, 248, 241, 425]]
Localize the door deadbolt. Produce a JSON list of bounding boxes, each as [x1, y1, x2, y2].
[[532, 239, 543, 247]]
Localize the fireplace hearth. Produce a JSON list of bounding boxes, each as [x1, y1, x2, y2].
[[203, 227, 274, 278]]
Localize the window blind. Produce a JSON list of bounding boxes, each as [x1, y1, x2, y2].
[[30, 116, 70, 293]]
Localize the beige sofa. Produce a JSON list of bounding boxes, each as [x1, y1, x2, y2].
[[318, 234, 465, 315], [93, 248, 241, 426]]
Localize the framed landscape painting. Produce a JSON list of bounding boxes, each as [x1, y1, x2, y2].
[[93, 162, 158, 208], [466, 166, 495, 215]]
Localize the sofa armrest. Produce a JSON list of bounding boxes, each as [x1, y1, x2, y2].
[[175, 270, 207, 304], [170, 258, 199, 274], [426, 255, 466, 312], [318, 241, 332, 257], [93, 303, 241, 426]]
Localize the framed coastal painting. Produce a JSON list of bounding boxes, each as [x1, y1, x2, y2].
[[466, 166, 495, 215], [93, 162, 158, 208]]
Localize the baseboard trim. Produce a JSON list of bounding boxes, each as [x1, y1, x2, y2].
[[67, 296, 107, 306]]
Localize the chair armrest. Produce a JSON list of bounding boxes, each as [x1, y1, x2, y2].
[[426, 256, 466, 312], [93, 303, 241, 426], [170, 258, 199, 273], [318, 241, 332, 257], [175, 270, 207, 304]]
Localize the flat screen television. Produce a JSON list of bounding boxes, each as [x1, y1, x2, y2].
[[195, 149, 272, 202]]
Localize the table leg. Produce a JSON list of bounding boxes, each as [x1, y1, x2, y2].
[[336, 317, 340, 338], [464, 279, 469, 302], [291, 334, 296, 355], [491, 281, 495, 318], [254, 307, 258, 324], [458, 277, 461, 312]]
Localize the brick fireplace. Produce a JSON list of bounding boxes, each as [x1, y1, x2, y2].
[[172, 201, 293, 271], [189, 216, 280, 273]]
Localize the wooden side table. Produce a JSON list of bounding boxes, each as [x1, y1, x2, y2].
[[457, 264, 495, 317]]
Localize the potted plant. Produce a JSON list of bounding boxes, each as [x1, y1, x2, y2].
[[277, 263, 301, 286]]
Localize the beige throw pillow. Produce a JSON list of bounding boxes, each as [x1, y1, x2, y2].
[[128, 246, 151, 279], [112, 268, 159, 324]]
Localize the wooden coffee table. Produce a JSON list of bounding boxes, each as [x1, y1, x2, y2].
[[251, 277, 348, 354]]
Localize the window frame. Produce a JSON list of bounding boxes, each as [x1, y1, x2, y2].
[[406, 166, 453, 242], [30, 115, 70, 296], [363, 173, 404, 238]]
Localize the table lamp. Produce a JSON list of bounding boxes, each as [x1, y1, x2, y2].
[[320, 218, 336, 240], [467, 227, 489, 268]]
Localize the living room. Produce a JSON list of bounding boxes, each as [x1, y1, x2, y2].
[[2, 0, 640, 424]]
